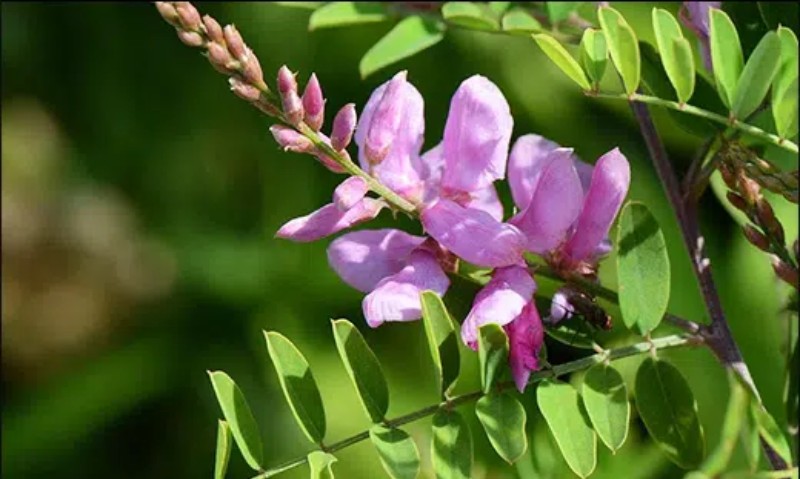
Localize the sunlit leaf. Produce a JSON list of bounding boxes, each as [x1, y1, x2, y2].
[[580, 28, 608, 88], [477, 323, 509, 394], [709, 8, 743, 108], [264, 331, 327, 443], [208, 371, 264, 471], [538, 380, 597, 478], [431, 408, 473, 479], [475, 392, 528, 464], [307, 451, 337, 479], [214, 420, 232, 479], [732, 31, 781, 120], [421, 291, 460, 398], [442, 2, 499, 31], [598, 6, 641, 95], [501, 8, 542, 35], [616, 202, 671, 336], [582, 364, 630, 453], [533, 33, 592, 90], [359, 16, 445, 78], [370, 425, 421, 479], [652, 8, 694, 103], [309, 2, 389, 30]]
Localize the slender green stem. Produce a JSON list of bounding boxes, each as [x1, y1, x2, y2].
[[591, 93, 799, 154], [251, 334, 696, 479]]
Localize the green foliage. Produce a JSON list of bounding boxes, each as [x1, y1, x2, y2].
[[749, 403, 794, 466], [635, 358, 705, 469], [477, 323, 510, 394], [359, 16, 445, 78], [308, 2, 389, 30], [537, 380, 598, 478], [421, 291, 461, 398], [616, 202, 670, 336], [441, 2, 499, 31], [698, 375, 749, 476], [208, 371, 264, 471], [533, 33, 592, 91], [652, 8, 694, 103], [544, 318, 597, 350], [773, 27, 799, 139], [582, 364, 630, 453], [307, 451, 337, 479], [214, 420, 232, 479], [369, 425, 421, 479], [580, 28, 608, 88], [331, 319, 389, 424], [709, 8, 744, 108], [546, 2, 580, 23], [475, 392, 528, 464], [431, 408, 473, 479], [500, 8, 542, 35], [732, 31, 781, 120], [265, 331, 327, 444], [598, 6, 641, 95]]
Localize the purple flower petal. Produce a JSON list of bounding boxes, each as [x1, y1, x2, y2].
[[563, 147, 630, 263], [511, 149, 584, 254], [505, 301, 544, 393], [547, 288, 576, 325], [440, 75, 513, 194], [275, 198, 384, 243], [327, 229, 427, 293], [421, 199, 526, 268], [465, 183, 504, 222], [461, 265, 536, 347], [362, 250, 449, 327], [680, 2, 720, 71], [508, 134, 562, 211], [333, 176, 369, 211]]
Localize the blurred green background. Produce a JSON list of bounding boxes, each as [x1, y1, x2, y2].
[[2, 2, 797, 478]]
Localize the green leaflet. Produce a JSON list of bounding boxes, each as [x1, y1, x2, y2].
[[773, 27, 799, 139], [441, 2, 499, 31], [580, 28, 608, 88], [732, 31, 782, 120], [582, 364, 630, 453], [750, 403, 794, 466], [369, 425, 421, 479], [431, 408, 473, 479], [533, 33, 592, 91], [475, 392, 528, 464], [421, 291, 461, 398], [538, 380, 598, 478], [477, 323, 510, 393], [546, 2, 580, 23], [598, 6, 641, 95], [709, 8, 744, 108], [308, 2, 389, 30], [307, 451, 337, 479], [359, 16, 445, 78], [501, 8, 542, 35], [208, 371, 264, 471], [214, 420, 232, 479], [652, 8, 695, 103]]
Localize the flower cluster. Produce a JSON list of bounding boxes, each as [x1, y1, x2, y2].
[[276, 72, 630, 392]]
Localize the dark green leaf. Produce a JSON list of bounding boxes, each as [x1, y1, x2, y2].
[[598, 6, 641, 95], [208, 371, 264, 471], [635, 358, 705, 469], [580, 28, 608, 88], [369, 425, 421, 479], [582, 364, 630, 453], [544, 316, 597, 350], [214, 420, 232, 479], [264, 331, 327, 443], [732, 31, 781, 120], [533, 33, 592, 90], [501, 8, 542, 35], [546, 2, 580, 23], [477, 323, 509, 394], [616, 202, 671, 336], [307, 451, 337, 479], [331, 319, 389, 424], [750, 403, 793, 466], [431, 408, 473, 479], [359, 16, 445, 78], [442, 2, 499, 31], [652, 8, 695, 103], [421, 291, 460, 398], [537, 380, 597, 478], [475, 392, 528, 464], [309, 2, 389, 30], [709, 8, 744, 108]]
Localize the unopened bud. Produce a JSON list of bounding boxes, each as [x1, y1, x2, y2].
[[302, 74, 325, 131], [719, 163, 737, 188], [333, 176, 369, 211], [175, 2, 202, 31], [756, 200, 784, 244], [202, 15, 224, 44], [331, 103, 357, 151], [742, 225, 770, 251], [206, 42, 234, 74], [277, 66, 303, 124], [277, 65, 297, 94], [739, 175, 761, 205], [365, 70, 408, 164], [771, 255, 799, 289], [177, 30, 204, 47], [223, 25, 246, 61], [270, 125, 314, 153], [726, 192, 747, 212], [229, 77, 261, 102], [240, 48, 266, 91], [155, 2, 180, 26]]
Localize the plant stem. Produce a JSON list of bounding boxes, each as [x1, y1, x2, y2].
[[251, 334, 696, 479], [592, 93, 798, 154]]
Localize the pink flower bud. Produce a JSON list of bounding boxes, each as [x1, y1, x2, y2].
[[203, 15, 224, 44], [206, 42, 234, 74], [277, 65, 297, 94], [365, 71, 408, 164], [277, 66, 303, 125], [270, 125, 314, 153], [331, 103, 357, 151], [229, 77, 261, 102], [177, 30, 204, 47], [155, 2, 180, 26], [223, 25, 246, 61], [302, 74, 325, 131], [175, 2, 202, 31], [241, 48, 265, 90]]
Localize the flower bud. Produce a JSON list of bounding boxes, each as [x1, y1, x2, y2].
[[277, 65, 297, 94], [206, 42, 234, 74], [333, 176, 369, 211], [302, 74, 325, 131], [365, 71, 408, 164], [223, 25, 246, 62], [229, 77, 261, 103], [277, 66, 303, 125], [719, 163, 737, 189], [771, 255, 799, 289], [155, 2, 180, 26], [177, 30, 204, 47], [202, 15, 224, 44], [742, 225, 770, 252], [726, 192, 747, 212], [270, 125, 314, 153], [331, 103, 357, 151], [240, 48, 266, 90], [756, 199, 784, 244], [739, 175, 761, 205], [175, 2, 202, 31]]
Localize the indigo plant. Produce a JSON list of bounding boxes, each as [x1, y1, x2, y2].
[[156, 2, 797, 478]]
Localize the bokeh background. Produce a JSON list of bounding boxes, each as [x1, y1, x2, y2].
[[2, 2, 797, 478]]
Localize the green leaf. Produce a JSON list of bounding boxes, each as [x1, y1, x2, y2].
[[598, 6, 641, 95], [501, 8, 542, 35], [309, 2, 389, 30], [477, 323, 509, 394], [582, 364, 630, 453], [533, 33, 592, 91], [421, 291, 461, 398], [786, 334, 799, 444], [709, 8, 744, 108], [214, 420, 232, 479], [369, 425, 421, 479], [635, 358, 705, 469], [273, 2, 325, 10], [750, 403, 793, 466], [208, 371, 264, 471], [488, 2, 510, 15], [475, 392, 528, 464], [732, 31, 782, 120], [537, 380, 598, 478], [652, 8, 695, 103], [546, 2, 580, 23], [442, 2, 499, 31], [616, 201, 671, 336], [544, 319, 597, 350], [331, 319, 389, 424], [773, 27, 799, 139], [431, 408, 473, 479], [740, 400, 762, 471], [773, 77, 799, 140], [698, 374, 749, 476], [775, 27, 799, 97], [580, 28, 608, 87], [307, 451, 337, 479], [359, 16, 445, 79], [264, 331, 327, 443]]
